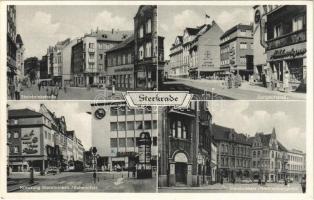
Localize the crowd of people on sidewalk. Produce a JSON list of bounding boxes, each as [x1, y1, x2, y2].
[[8, 78, 22, 100], [222, 73, 243, 89]]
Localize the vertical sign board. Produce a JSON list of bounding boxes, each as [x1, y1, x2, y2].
[[137, 132, 152, 178], [21, 128, 41, 156]]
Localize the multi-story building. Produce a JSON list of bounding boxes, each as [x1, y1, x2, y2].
[[158, 101, 215, 187], [212, 124, 252, 182], [71, 30, 132, 87], [49, 39, 71, 86], [220, 24, 254, 80], [47, 46, 54, 78], [7, 104, 84, 172], [106, 35, 135, 90], [91, 101, 158, 171], [16, 34, 25, 81], [61, 38, 79, 86], [7, 5, 17, 87], [134, 5, 162, 90], [250, 128, 290, 182], [286, 149, 306, 182], [169, 21, 223, 79], [263, 5, 307, 91]]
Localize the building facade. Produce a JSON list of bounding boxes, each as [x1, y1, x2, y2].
[[286, 149, 306, 182], [220, 24, 254, 80], [61, 38, 79, 86], [169, 21, 224, 79], [212, 124, 252, 182], [7, 104, 85, 172], [39, 55, 48, 79], [250, 128, 289, 182], [71, 30, 132, 87], [106, 35, 135, 90], [134, 5, 160, 90], [264, 5, 307, 92], [7, 5, 17, 87], [15, 34, 25, 82], [158, 101, 215, 187], [91, 101, 158, 171], [24, 57, 40, 83]]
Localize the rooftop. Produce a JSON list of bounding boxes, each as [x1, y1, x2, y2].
[[220, 24, 253, 39], [212, 124, 251, 145], [8, 108, 42, 118], [106, 34, 134, 53], [87, 30, 133, 42]]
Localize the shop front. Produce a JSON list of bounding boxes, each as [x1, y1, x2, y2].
[[107, 64, 134, 90], [266, 42, 306, 92], [74, 74, 85, 87], [134, 64, 157, 90]]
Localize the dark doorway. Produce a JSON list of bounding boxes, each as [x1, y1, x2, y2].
[[89, 77, 94, 85], [175, 162, 187, 184]]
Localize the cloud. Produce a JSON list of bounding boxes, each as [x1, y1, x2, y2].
[[216, 8, 253, 30], [92, 10, 133, 31], [173, 9, 203, 31], [209, 102, 306, 151]]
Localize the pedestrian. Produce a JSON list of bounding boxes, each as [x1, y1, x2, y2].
[[283, 71, 290, 93], [8, 81, 15, 100], [228, 75, 232, 89], [220, 177, 224, 184], [63, 84, 67, 93], [262, 73, 266, 88], [15, 80, 22, 100], [38, 82, 41, 91], [93, 170, 97, 184], [266, 72, 271, 89], [53, 85, 59, 100], [258, 178, 261, 185], [46, 86, 52, 100], [301, 175, 306, 193]]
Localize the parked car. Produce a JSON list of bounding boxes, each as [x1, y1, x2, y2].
[[46, 167, 59, 175], [240, 179, 253, 184]]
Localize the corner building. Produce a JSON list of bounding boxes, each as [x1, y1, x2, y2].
[[158, 101, 216, 187], [91, 102, 158, 171]]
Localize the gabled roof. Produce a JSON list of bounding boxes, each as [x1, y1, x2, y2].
[[8, 109, 42, 118], [259, 133, 272, 146], [177, 36, 183, 43], [212, 124, 251, 145], [88, 30, 133, 42], [106, 34, 134, 53], [278, 141, 288, 152]]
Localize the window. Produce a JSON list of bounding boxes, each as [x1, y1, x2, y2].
[[13, 146, 19, 153], [239, 29, 246, 37], [118, 107, 126, 115], [152, 120, 157, 129], [8, 132, 11, 139], [99, 54, 103, 60], [127, 138, 135, 147], [128, 53, 132, 64], [110, 122, 118, 131], [274, 24, 282, 38], [89, 43, 94, 49], [240, 56, 246, 64], [145, 42, 152, 57], [110, 138, 117, 147], [253, 150, 256, 157], [118, 138, 126, 147], [136, 121, 143, 130], [127, 108, 135, 115], [118, 122, 126, 131], [144, 121, 151, 129], [13, 132, 19, 138], [127, 121, 134, 130], [139, 25, 144, 38], [171, 121, 176, 137], [139, 46, 144, 60], [272, 151, 274, 158], [293, 15, 304, 32], [240, 42, 247, 49], [146, 19, 151, 33], [257, 150, 260, 157]]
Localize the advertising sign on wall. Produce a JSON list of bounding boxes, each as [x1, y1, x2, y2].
[[21, 128, 41, 156]]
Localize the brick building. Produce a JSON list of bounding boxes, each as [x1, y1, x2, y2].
[[212, 124, 252, 182]]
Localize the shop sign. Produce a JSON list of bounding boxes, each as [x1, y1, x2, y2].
[[21, 128, 40, 156], [270, 48, 306, 60]]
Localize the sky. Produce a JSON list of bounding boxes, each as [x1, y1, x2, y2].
[[158, 5, 253, 60], [208, 101, 306, 152], [8, 102, 92, 149], [16, 5, 139, 58]]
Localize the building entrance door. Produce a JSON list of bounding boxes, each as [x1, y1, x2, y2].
[[175, 162, 187, 184]]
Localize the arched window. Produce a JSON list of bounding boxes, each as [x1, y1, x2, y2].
[[177, 121, 182, 138], [253, 150, 256, 157], [171, 121, 176, 137]]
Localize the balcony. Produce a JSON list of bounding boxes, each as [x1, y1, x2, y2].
[[266, 29, 306, 50], [88, 48, 95, 53]]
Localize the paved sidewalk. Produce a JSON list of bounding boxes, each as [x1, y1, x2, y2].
[[163, 78, 306, 100]]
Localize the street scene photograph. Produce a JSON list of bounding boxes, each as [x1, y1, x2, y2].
[[158, 101, 306, 193], [7, 5, 161, 100], [159, 5, 307, 100]]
